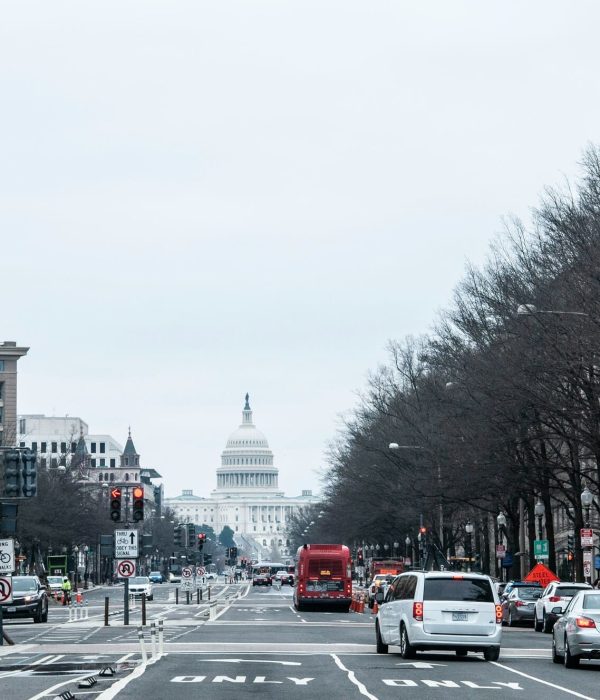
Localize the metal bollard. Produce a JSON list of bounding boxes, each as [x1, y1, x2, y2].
[[175, 588, 179, 605], [141, 594, 146, 626], [186, 591, 190, 605], [196, 588, 200, 604], [199, 587, 203, 602], [104, 596, 110, 626], [158, 619, 164, 656], [150, 622, 157, 658], [137, 626, 148, 664], [84, 600, 89, 620], [208, 586, 211, 601]]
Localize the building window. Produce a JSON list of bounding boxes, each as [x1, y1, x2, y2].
[[71, 442, 76, 453], [41, 442, 47, 453], [40, 458, 46, 468], [19, 441, 25, 447], [91, 442, 96, 453], [125, 457, 129, 466], [51, 442, 57, 453], [60, 442, 67, 453], [110, 473, 115, 481], [100, 458, 105, 466], [125, 473, 130, 481], [19, 418, 26, 434], [0, 382, 3, 399], [99, 474, 103, 481], [91, 459, 96, 467], [31, 441, 37, 452], [110, 458, 116, 468], [0, 361, 4, 371], [100, 442, 106, 453]]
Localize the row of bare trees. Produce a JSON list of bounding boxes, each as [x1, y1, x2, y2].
[[315, 146, 600, 581]]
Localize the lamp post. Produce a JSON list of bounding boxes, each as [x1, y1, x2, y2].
[[534, 499, 545, 545], [405, 536, 411, 566], [581, 486, 594, 584], [72, 545, 79, 592], [465, 520, 474, 572], [393, 541, 399, 558], [497, 512, 507, 581], [83, 545, 90, 589], [383, 543, 389, 557]]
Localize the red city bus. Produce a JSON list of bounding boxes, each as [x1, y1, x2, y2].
[[294, 544, 352, 612]]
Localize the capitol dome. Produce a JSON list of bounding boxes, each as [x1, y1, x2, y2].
[[215, 394, 281, 495]]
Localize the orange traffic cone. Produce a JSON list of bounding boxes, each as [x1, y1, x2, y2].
[[372, 599, 378, 615]]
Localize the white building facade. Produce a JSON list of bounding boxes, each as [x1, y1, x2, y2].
[[165, 396, 318, 559]]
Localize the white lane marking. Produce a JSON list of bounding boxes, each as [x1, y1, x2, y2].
[[205, 659, 302, 666], [490, 661, 596, 699], [25, 673, 93, 700], [96, 656, 160, 700], [30, 655, 58, 666], [331, 653, 378, 700], [116, 652, 134, 663]]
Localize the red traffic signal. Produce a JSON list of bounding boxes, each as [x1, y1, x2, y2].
[[132, 486, 144, 522], [110, 487, 122, 522]]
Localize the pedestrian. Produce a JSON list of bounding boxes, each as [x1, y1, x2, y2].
[[61, 576, 72, 605]]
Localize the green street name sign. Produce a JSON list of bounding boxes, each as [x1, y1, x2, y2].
[[534, 539, 549, 559]]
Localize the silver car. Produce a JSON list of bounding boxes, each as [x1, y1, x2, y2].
[[552, 590, 600, 668]]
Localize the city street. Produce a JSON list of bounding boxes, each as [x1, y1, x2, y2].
[[1, 582, 599, 699]]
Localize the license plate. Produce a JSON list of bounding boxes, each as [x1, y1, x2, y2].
[[6, 607, 16, 613], [452, 612, 468, 621]]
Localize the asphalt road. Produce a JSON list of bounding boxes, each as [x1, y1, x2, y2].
[[1, 581, 600, 699]]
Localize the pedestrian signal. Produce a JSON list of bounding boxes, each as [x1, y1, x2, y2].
[[110, 487, 122, 522], [132, 486, 144, 522]]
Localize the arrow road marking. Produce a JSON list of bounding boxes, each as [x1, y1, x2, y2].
[[395, 662, 448, 669], [205, 659, 302, 666]]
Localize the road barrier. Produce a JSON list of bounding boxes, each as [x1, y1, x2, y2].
[[209, 602, 218, 620], [141, 593, 147, 626], [150, 622, 157, 658], [158, 619, 164, 655], [104, 596, 110, 626], [137, 626, 148, 664]]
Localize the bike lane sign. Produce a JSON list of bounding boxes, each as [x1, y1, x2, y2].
[[0, 575, 12, 604], [0, 539, 15, 574]]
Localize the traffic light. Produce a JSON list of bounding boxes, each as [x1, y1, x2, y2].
[[567, 551, 574, 562], [21, 449, 37, 497], [132, 486, 144, 522], [1, 449, 23, 498], [174, 524, 183, 548], [142, 533, 153, 553], [197, 533, 206, 551], [230, 546, 238, 560], [186, 523, 195, 547], [204, 554, 212, 566], [567, 533, 574, 551], [110, 487, 122, 522], [357, 551, 364, 565]]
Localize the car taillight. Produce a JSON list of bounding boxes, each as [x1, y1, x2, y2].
[[413, 602, 423, 621], [495, 605, 503, 624], [576, 617, 597, 629], [514, 601, 524, 607], [549, 596, 560, 602]]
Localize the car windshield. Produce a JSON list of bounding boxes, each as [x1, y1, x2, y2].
[[48, 577, 62, 584], [130, 577, 149, 584], [424, 577, 494, 602], [149, 572, 161, 576], [518, 588, 542, 600], [582, 594, 600, 610], [12, 578, 38, 592], [556, 586, 589, 597]]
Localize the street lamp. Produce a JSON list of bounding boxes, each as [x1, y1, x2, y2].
[[534, 500, 545, 542], [383, 543, 389, 555], [393, 541, 399, 558], [465, 521, 474, 572], [83, 545, 90, 589], [405, 536, 411, 564], [497, 512, 507, 581], [581, 486, 594, 584]]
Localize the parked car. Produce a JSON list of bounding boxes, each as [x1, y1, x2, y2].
[[1, 575, 48, 623], [205, 572, 217, 581], [501, 586, 543, 626], [534, 581, 592, 632], [168, 572, 181, 583], [375, 571, 502, 661], [253, 572, 272, 587], [148, 571, 164, 584], [368, 574, 395, 608], [552, 590, 600, 667], [128, 576, 153, 600]]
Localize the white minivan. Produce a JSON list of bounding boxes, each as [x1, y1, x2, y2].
[[375, 571, 502, 661]]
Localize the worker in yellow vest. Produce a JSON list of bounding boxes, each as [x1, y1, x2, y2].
[[61, 576, 72, 605]]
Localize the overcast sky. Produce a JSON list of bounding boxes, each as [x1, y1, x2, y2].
[[2, 1, 599, 499]]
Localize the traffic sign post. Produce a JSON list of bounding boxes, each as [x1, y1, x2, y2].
[[580, 528, 594, 547], [583, 551, 593, 581], [115, 530, 139, 559], [181, 566, 193, 580], [495, 544, 506, 559], [0, 575, 12, 647], [0, 539, 15, 574], [116, 559, 136, 627]]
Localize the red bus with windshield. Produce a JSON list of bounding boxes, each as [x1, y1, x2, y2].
[[293, 544, 352, 611]]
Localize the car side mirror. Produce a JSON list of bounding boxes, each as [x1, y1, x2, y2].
[[551, 606, 563, 615], [375, 590, 385, 603]]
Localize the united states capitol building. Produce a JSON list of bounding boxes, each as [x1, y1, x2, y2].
[[164, 395, 319, 559]]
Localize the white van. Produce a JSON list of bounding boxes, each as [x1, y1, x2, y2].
[[375, 571, 502, 660]]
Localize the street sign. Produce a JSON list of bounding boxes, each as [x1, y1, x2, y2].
[[115, 530, 139, 558], [116, 559, 136, 578], [595, 555, 600, 571], [0, 575, 12, 604], [0, 538, 15, 574], [496, 544, 506, 559], [181, 566, 193, 579], [580, 528, 594, 547], [501, 552, 513, 568], [524, 562, 559, 587], [534, 539, 549, 560], [404, 557, 412, 566], [196, 567, 205, 577], [181, 580, 193, 591]]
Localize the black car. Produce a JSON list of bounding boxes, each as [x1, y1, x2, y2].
[[2, 576, 48, 623]]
